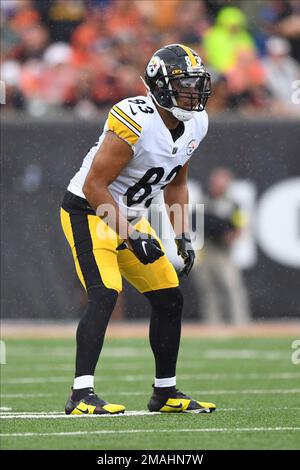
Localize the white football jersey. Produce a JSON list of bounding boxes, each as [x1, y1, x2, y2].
[[68, 95, 208, 218]]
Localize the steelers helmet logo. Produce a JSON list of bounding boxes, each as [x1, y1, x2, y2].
[[147, 56, 160, 77]]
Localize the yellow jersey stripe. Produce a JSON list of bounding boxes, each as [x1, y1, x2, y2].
[[109, 110, 140, 137], [107, 111, 140, 146], [178, 44, 197, 66], [113, 105, 142, 133]]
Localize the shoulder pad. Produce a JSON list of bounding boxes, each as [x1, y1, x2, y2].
[[194, 110, 208, 141], [107, 96, 153, 146]]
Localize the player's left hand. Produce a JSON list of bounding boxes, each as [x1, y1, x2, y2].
[[175, 233, 195, 277]]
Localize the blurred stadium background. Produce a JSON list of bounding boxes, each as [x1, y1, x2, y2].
[[1, 0, 300, 326]]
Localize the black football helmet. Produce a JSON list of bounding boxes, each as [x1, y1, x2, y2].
[[144, 44, 211, 121]]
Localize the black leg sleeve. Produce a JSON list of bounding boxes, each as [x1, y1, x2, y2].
[[144, 287, 184, 379], [75, 285, 118, 377]]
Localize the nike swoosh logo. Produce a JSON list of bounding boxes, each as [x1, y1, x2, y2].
[[165, 402, 183, 409], [75, 407, 89, 414], [129, 104, 137, 116], [141, 241, 148, 256]]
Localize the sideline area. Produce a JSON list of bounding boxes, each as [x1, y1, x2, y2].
[[2, 320, 299, 338]]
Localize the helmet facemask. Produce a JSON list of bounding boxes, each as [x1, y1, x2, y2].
[[151, 68, 211, 121], [169, 74, 211, 112]]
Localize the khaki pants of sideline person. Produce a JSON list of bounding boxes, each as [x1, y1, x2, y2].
[[193, 242, 252, 325]]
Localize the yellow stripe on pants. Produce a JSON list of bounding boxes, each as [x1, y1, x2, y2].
[[60, 208, 86, 289]]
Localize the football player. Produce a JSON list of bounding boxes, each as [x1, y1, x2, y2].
[[61, 44, 216, 414]]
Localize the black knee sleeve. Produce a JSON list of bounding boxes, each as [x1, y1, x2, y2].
[[144, 287, 183, 316], [145, 287, 184, 379]]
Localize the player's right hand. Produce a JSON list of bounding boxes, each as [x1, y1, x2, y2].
[[117, 230, 164, 264]]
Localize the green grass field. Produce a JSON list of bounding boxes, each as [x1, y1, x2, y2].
[[1, 336, 300, 450]]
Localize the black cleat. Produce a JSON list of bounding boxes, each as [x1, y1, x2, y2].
[[148, 387, 216, 413], [65, 391, 125, 415]]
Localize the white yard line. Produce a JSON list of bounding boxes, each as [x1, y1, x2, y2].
[[178, 372, 300, 380], [0, 394, 53, 398], [1, 427, 300, 438], [1, 406, 300, 419], [1, 411, 65, 414], [192, 388, 300, 395], [113, 389, 300, 396], [6, 348, 150, 358], [5, 348, 292, 360], [203, 350, 289, 360], [3, 363, 145, 372], [3, 377, 69, 384], [0, 411, 160, 419], [4, 363, 299, 374], [2, 406, 300, 414], [3, 387, 298, 396]]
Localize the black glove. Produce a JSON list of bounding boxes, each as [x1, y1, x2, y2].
[[175, 232, 195, 277], [117, 230, 164, 264]]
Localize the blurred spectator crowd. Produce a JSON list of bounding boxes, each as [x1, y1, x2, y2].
[[1, 0, 300, 118]]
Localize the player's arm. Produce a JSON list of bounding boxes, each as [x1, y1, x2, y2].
[[164, 161, 195, 276], [83, 130, 135, 240], [83, 131, 164, 263]]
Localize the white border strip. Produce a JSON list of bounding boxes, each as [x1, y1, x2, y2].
[[0, 411, 159, 419]]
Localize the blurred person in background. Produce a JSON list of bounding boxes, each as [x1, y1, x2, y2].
[[18, 41, 78, 115], [137, 0, 182, 33], [259, 0, 300, 63], [201, 5, 273, 114], [173, 0, 210, 47], [0, 1, 32, 60], [193, 168, 251, 325], [225, 47, 269, 114], [14, 23, 50, 63], [202, 6, 257, 74], [262, 35, 300, 116], [0, 60, 25, 109], [35, 0, 86, 43]]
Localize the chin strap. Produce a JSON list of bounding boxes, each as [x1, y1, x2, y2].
[[150, 91, 195, 122], [171, 107, 195, 122]]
